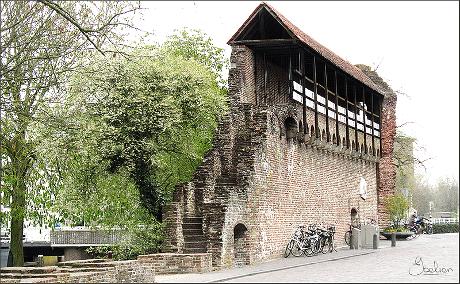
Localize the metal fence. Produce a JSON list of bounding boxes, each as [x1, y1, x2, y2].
[[431, 218, 458, 224], [50, 229, 126, 246]]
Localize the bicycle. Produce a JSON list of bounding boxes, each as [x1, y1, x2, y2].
[[284, 225, 319, 257], [320, 225, 336, 253], [344, 222, 361, 246]]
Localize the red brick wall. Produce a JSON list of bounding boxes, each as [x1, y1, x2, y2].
[[163, 45, 396, 268]]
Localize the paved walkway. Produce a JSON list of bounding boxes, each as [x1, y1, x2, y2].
[[155, 233, 459, 283]]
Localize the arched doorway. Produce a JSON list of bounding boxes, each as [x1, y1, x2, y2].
[[234, 223, 250, 267]]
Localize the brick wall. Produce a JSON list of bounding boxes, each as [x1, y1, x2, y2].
[[0, 259, 155, 283], [137, 253, 212, 274], [163, 45, 396, 268]]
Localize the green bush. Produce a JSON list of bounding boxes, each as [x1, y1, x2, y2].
[[86, 224, 164, 260], [433, 223, 459, 234], [383, 226, 410, 233]]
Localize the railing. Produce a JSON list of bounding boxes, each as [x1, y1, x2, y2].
[[431, 218, 458, 224], [50, 228, 125, 246]]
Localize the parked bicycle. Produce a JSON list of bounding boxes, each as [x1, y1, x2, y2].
[[344, 222, 361, 247], [284, 224, 336, 258]]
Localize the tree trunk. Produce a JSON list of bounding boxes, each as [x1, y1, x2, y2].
[[10, 157, 27, 267]]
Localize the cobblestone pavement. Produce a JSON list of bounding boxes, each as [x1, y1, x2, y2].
[[155, 233, 459, 283]]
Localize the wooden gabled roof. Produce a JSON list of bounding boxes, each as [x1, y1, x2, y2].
[[228, 2, 384, 95]]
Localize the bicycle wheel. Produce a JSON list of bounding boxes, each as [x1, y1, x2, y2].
[[344, 231, 351, 246], [291, 240, 303, 257], [304, 239, 315, 257], [284, 239, 294, 258], [427, 225, 433, 235], [321, 238, 330, 254]]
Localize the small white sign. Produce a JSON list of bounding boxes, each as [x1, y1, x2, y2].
[[359, 177, 368, 200]]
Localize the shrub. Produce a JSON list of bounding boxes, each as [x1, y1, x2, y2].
[[433, 223, 459, 234], [383, 226, 410, 233], [86, 223, 164, 260], [384, 193, 409, 229]]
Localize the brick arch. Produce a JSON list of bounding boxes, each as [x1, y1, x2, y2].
[[284, 117, 297, 139], [321, 129, 326, 141], [233, 223, 250, 267], [332, 133, 337, 144], [310, 125, 315, 138]]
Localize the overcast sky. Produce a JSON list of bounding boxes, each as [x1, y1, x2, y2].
[[134, 1, 459, 186]]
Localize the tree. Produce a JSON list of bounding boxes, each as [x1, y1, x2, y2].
[[411, 175, 434, 216], [64, 44, 227, 221], [0, 0, 140, 266], [433, 177, 459, 214], [384, 193, 410, 229]]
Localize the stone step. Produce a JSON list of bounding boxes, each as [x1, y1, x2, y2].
[[0, 277, 55, 283], [183, 241, 207, 249], [58, 267, 110, 273], [0, 273, 58, 279], [183, 247, 207, 254], [57, 259, 108, 267], [182, 223, 203, 230], [183, 217, 203, 223], [184, 235, 206, 242], [57, 262, 116, 268], [182, 228, 203, 235], [0, 267, 57, 274]]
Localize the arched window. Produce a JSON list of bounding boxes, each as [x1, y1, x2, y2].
[[310, 125, 315, 138], [321, 129, 326, 141], [299, 120, 303, 133], [332, 134, 337, 144], [284, 117, 297, 139]]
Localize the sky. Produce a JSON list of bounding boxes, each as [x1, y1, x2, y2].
[[133, 1, 459, 186]]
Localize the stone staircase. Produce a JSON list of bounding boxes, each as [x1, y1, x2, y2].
[[182, 216, 206, 253]]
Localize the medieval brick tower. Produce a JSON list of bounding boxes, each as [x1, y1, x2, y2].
[[163, 2, 397, 268]]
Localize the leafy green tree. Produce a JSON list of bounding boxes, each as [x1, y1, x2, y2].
[[0, 0, 140, 266], [162, 29, 228, 87], [62, 42, 227, 221], [384, 193, 409, 229]]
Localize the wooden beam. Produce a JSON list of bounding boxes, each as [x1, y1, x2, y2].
[[313, 55, 319, 138], [345, 78, 350, 148], [324, 63, 330, 142], [362, 86, 367, 154], [371, 92, 375, 155], [379, 95, 383, 155], [334, 70, 340, 146], [232, 39, 298, 45], [353, 85, 359, 151], [301, 50, 307, 135], [263, 52, 267, 105], [288, 50, 292, 99]]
